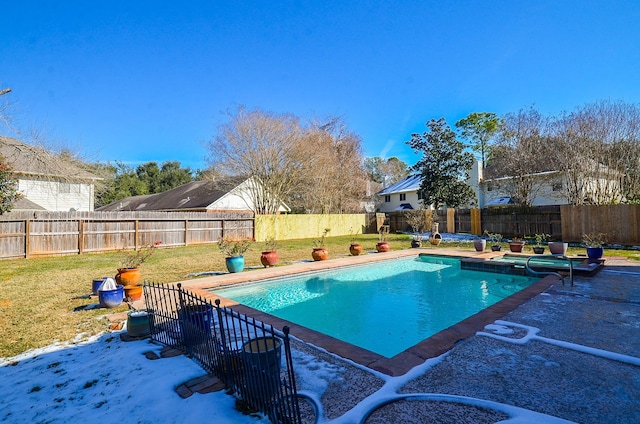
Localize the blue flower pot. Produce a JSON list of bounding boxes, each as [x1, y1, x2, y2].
[[178, 304, 214, 347], [586, 247, 604, 260], [92, 277, 109, 295], [98, 284, 124, 308], [225, 256, 245, 273]]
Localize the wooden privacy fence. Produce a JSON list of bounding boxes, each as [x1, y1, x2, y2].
[[385, 207, 562, 239], [0, 211, 254, 259], [561, 204, 640, 244], [388, 204, 639, 245]]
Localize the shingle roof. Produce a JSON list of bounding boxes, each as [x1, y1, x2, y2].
[[97, 178, 245, 211], [376, 174, 422, 195], [0, 136, 100, 181]]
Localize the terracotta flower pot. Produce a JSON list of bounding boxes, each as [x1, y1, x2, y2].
[[312, 247, 329, 261], [115, 268, 141, 286], [349, 243, 363, 256], [124, 285, 143, 301], [376, 242, 390, 252], [509, 242, 525, 253], [260, 250, 279, 267]]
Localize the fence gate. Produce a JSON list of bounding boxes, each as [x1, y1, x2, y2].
[[143, 282, 308, 423]]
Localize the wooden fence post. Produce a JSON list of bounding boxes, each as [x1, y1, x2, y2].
[[446, 208, 455, 233], [471, 208, 482, 236], [78, 220, 84, 255], [25, 219, 30, 259]]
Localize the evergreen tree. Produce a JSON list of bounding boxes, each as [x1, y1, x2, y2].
[[407, 118, 476, 214]]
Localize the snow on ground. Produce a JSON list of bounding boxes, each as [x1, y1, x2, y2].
[[0, 332, 270, 424]]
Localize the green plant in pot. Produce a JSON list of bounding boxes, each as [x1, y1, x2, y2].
[[532, 233, 550, 254], [404, 208, 431, 248], [218, 236, 250, 273], [116, 241, 161, 287], [582, 232, 607, 260], [484, 230, 502, 251]]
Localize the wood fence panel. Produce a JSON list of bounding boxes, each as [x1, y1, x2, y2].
[[0, 211, 254, 259], [561, 204, 640, 244], [0, 220, 26, 258], [455, 209, 473, 234], [185, 220, 223, 245], [28, 220, 80, 255], [480, 206, 562, 240]]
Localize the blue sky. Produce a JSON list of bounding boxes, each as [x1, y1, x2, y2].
[[2, 1, 639, 171]]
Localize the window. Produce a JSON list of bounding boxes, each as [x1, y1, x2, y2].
[[59, 182, 70, 193], [399, 193, 406, 201], [384, 195, 390, 202], [417, 191, 424, 200]]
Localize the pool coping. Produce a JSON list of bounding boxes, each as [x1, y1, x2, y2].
[[177, 249, 562, 376]]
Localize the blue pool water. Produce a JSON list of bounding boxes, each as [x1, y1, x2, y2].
[[212, 256, 537, 358]]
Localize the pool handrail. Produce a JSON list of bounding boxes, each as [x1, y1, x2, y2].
[[525, 254, 574, 286]]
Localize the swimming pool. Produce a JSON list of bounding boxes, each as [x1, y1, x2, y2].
[[211, 255, 538, 358]]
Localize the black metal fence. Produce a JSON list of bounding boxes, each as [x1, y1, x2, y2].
[[143, 282, 303, 423]]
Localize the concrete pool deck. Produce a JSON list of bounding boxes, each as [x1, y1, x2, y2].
[[177, 249, 640, 423]]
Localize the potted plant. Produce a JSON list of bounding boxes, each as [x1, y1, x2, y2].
[[404, 208, 429, 248], [583, 232, 607, 260], [349, 229, 363, 256], [484, 230, 502, 251], [549, 240, 568, 255], [117, 241, 161, 300], [312, 228, 330, 261], [473, 237, 486, 252], [376, 225, 391, 252], [260, 237, 278, 268], [532, 233, 550, 254], [508, 236, 526, 253], [219, 237, 250, 272]]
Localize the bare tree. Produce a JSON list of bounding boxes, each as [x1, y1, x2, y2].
[[552, 100, 640, 204], [296, 118, 367, 213], [206, 106, 309, 214], [487, 106, 554, 206]]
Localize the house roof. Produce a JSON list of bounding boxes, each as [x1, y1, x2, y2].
[[97, 178, 246, 211], [0, 136, 100, 181], [12, 197, 47, 211], [377, 174, 422, 195]]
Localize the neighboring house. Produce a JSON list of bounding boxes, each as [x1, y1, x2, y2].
[[376, 174, 424, 213], [0, 136, 100, 211], [380, 161, 625, 210], [97, 177, 291, 213], [473, 160, 625, 207]]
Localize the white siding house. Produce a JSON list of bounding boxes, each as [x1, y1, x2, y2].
[[376, 175, 424, 213], [376, 160, 625, 210], [1, 136, 100, 211]]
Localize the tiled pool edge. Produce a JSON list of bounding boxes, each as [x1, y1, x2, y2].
[[178, 249, 562, 376]]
